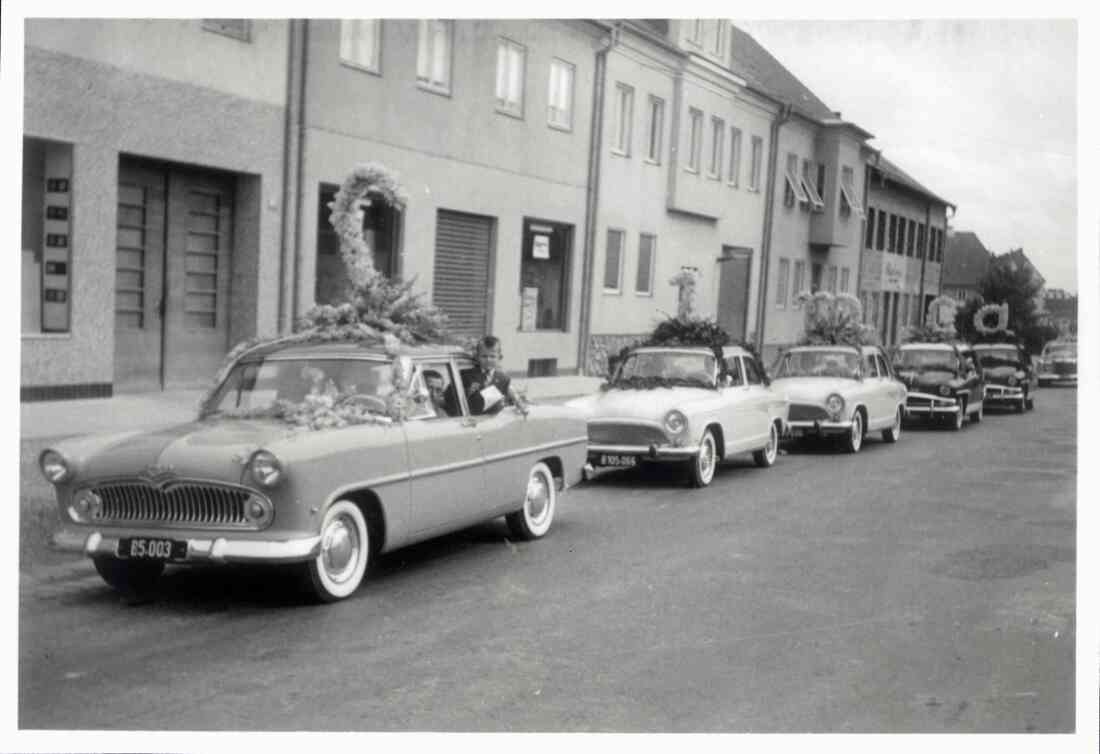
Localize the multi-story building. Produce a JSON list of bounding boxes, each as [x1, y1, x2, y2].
[[941, 230, 992, 303], [858, 154, 953, 346], [1043, 288, 1077, 336]]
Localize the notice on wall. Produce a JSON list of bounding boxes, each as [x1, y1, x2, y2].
[[532, 234, 551, 260], [520, 287, 540, 331]]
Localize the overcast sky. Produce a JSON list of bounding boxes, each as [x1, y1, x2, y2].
[[735, 19, 1078, 293]]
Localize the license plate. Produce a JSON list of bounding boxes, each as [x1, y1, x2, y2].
[[597, 454, 638, 468], [117, 537, 187, 561]]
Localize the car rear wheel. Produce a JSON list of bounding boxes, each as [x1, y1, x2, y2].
[[882, 407, 903, 443], [753, 422, 780, 468], [93, 556, 164, 596], [689, 429, 718, 487], [843, 411, 863, 453], [506, 461, 556, 540], [302, 499, 370, 603]]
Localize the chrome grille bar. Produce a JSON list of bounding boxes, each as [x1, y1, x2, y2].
[[88, 480, 262, 530]]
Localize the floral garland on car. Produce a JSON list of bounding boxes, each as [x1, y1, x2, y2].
[[795, 291, 876, 347], [973, 302, 1010, 336], [200, 164, 455, 428]]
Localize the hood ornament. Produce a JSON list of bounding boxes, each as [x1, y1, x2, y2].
[[138, 463, 177, 487]]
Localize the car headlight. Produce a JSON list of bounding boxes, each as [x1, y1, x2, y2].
[[68, 488, 102, 522], [39, 449, 71, 483], [664, 410, 688, 436], [825, 394, 845, 419], [249, 450, 284, 488], [938, 384, 951, 396]]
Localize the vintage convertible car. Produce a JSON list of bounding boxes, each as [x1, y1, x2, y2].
[[41, 342, 587, 602], [565, 345, 789, 488], [973, 341, 1037, 411], [772, 344, 906, 452], [892, 342, 984, 429], [1037, 340, 1077, 386]]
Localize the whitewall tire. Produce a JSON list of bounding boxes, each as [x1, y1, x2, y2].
[[689, 429, 718, 487], [844, 411, 864, 453], [506, 462, 557, 540], [882, 407, 902, 443], [753, 422, 780, 468], [302, 499, 370, 602]]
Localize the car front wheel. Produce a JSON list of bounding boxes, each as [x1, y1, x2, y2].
[[882, 407, 902, 443], [302, 499, 370, 603], [506, 461, 557, 540], [843, 411, 863, 453], [753, 422, 779, 468], [689, 428, 718, 487], [93, 556, 164, 596]]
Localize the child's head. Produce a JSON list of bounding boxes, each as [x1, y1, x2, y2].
[[476, 336, 502, 371]]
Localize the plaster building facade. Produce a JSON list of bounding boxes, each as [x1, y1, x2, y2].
[[858, 154, 953, 347]]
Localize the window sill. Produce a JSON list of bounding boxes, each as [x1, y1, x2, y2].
[[706, 173, 722, 182], [683, 167, 700, 175], [643, 157, 661, 166], [634, 290, 654, 298], [548, 121, 573, 133], [602, 288, 622, 296], [22, 332, 72, 340], [727, 182, 739, 189], [495, 105, 525, 120], [417, 80, 452, 98], [610, 149, 631, 158], [340, 59, 382, 77]]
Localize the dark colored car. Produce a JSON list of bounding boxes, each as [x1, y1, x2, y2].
[[892, 342, 985, 430], [973, 342, 1037, 412]]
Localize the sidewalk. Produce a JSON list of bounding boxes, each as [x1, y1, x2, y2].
[[20, 375, 603, 440]]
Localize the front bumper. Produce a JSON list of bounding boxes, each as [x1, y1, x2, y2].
[[786, 419, 853, 437], [587, 443, 700, 462], [984, 384, 1025, 403], [905, 391, 960, 417], [1038, 370, 1077, 382], [53, 527, 322, 565]]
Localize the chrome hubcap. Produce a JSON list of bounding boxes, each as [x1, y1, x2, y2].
[[526, 473, 551, 525], [700, 436, 715, 478], [766, 426, 777, 459], [852, 416, 862, 449], [321, 515, 359, 583]]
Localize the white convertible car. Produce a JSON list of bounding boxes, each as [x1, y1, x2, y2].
[[566, 345, 789, 488], [771, 344, 907, 453]]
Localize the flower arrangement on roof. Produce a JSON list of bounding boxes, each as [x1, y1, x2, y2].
[[905, 295, 960, 343], [795, 291, 877, 347], [200, 164, 454, 427], [973, 302, 1011, 337]]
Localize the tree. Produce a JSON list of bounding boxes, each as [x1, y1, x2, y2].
[[958, 254, 1058, 353]]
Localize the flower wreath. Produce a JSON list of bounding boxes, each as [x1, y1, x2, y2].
[[796, 291, 877, 347], [974, 302, 1010, 336]]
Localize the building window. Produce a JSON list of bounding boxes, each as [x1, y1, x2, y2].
[[603, 228, 625, 293], [707, 20, 724, 56], [646, 96, 665, 163], [708, 117, 725, 180], [547, 58, 575, 130], [612, 83, 634, 155], [521, 219, 572, 330], [686, 108, 703, 172], [635, 233, 656, 295], [839, 165, 864, 218], [801, 158, 824, 211], [811, 262, 823, 292], [749, 136, 763, 191], [866, 207, 876, 248], [906, 219, 916, 256], [776, 258, 790, 308], [783, 153, 807, 208], [816, 163, 826, 201], [827, 264, 838, 293], [727, 127, 742, 186], [888, 214, 898, 253], [340, 19, 381, 73], [792, 260, 806, 305], [495, 38, 526, 117], [203, 19, 251, 42], [689, 19, 703, 45], [23, 137, 73, 334], [840, 266, 851, 293], [876, 210, 886, 251], [416, 20, 453, 94]]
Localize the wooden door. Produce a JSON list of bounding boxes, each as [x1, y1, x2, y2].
[[717, 247, 752, 342], [114, 161, 168, 391]]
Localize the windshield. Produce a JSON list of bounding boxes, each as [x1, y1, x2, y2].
[[613, 351, 716, 388], [1044, 344, 1076, 358], [774, 350, 860, 379], [205, 357, 396, 417], [894, 349, 958, 373], [975, 348, 1023, 368]]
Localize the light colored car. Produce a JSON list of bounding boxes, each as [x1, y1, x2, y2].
[[1037, 340, 1077, 386], [41, 342, 587, 602], [772, 344, 906, 452], [973, 341, 1037, 412], [894, 341, 985, 429], [566, 345, 789, 488]]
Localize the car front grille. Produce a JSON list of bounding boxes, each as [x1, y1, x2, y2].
[[907, 395, 932, 408], [788, 403, 829, 422], [588, 422, 669, 446], [1054, 361, 1076, 375], [87, 481, 264, 530]]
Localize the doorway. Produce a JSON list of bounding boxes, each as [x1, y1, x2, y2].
[[717, 246, 753, 342]]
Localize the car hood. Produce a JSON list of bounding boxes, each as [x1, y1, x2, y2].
[[982, 365, 1026, 384], [565, 387, 718, 421], [770, 377, 858, 405], [893, 369, 961, 392], [56, 418, 299, 484]]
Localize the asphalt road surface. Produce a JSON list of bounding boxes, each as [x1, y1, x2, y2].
[[19, 387, 1076, 732]]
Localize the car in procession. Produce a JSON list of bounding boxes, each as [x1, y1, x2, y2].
[[566, 345, 789, 488], [1036, 339, 1077, 386], [892, 341, 984, 429], [973, 341, 1037, 412], [41, 341, 587, 602], [771, 344, 907, 452]]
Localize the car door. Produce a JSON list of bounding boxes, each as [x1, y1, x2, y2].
[[875, 351, 904, 420], [859, 350, 885, 428], [404, 360, 487, 535], [719, 355, 757, 454], [741, 355, 773, 448]]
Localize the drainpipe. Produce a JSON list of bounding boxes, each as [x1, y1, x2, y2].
[[918, 200, 931, 318], [855, 155, 874, 316], [576, 25, 617, 375], [753, 102, 792, 351], [279, 20, 307, 334]]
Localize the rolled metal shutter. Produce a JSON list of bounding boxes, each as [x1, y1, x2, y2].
[[433, 209, 493, 337]]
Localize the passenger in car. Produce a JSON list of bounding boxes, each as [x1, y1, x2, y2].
[[462, 335, 527, 415], [422, 369, 458, 418]]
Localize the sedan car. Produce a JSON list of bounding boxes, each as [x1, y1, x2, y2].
[[1037, 340, 1077, 386], [973, 341, 1037, 412], [772, 344, 906, 452], [566, 345, 789, 488], [892, 342, 984, 430], [42, 342, 587, 602]]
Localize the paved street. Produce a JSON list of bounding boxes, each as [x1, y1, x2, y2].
[[19, 388, 1075, 732]]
